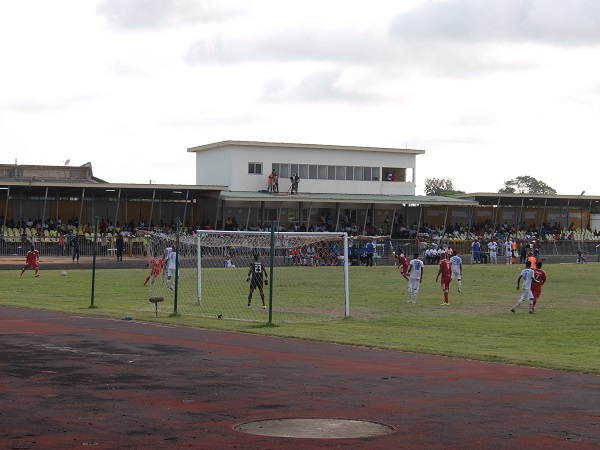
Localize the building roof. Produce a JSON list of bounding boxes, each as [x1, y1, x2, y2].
[[0, 181, 226, 201], [220, 191, 477, 206], [188, 140, 426, 155], [453, 192, 600, 209]]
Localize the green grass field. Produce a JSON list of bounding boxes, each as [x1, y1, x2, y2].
[[2, 262, 599, 374]]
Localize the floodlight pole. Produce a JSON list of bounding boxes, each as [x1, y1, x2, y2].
[[90, 216, 99, 308], [173, 218, 180, 315], [268, 222, 275, 325]]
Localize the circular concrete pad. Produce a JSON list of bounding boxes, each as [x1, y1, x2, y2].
[[235, 418, 394, 439]]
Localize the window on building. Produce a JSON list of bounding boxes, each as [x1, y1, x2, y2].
[[363, 167, 371, 181], [382, 167, 409, 182], [299, 164, 309, 180], [354, 166, 363, 181], [371, 167, 379, 181], [318, 165, 327, 180], [248, 162, 262, 175], [345, 166, 354, 180], [327, 166, 336, 180], [271, 163, 387, 182]]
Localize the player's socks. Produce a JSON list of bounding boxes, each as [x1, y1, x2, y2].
[[444, 292, 448, 303]]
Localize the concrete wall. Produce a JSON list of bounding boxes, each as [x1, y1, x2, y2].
[[194, 144, 418, 196]]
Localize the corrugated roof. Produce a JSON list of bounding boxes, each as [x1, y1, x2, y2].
[[220, 191, 477, 206]]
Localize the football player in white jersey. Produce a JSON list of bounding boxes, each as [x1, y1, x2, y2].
[[166, 247, 178, 290], [504, 238, 513, 265], [407, 252, 424, 304], [487, 238, 498, 264], [449, 250, 463, 292], [511, 260, 535, 313]]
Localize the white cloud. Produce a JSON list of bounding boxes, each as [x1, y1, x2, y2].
[[96, 0, 244, 29], [390, 0, 600, 46], [1, 0, 600, 195]]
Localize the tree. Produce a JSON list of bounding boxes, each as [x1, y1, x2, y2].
[[424, 177, 465, 196], [498, 176, 557, 195]]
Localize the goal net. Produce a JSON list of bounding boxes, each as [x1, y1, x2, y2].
[[146, 230, 350, 323]]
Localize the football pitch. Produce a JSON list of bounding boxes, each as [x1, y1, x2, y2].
[[2, 262, 599, 375]]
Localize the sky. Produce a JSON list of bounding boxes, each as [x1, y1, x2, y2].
[[1, 0, 599, 195]]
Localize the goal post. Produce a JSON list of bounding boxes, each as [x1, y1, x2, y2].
[[146, 228, 351, 323], [196, 229, 350, 322]]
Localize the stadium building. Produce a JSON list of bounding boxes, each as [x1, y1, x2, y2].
[[1, 141, 599, 258]]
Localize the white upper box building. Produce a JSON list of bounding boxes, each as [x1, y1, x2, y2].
[[188, 141, 424, 196]]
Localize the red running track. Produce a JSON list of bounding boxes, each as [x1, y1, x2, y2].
[[1, 306, 599, 449]]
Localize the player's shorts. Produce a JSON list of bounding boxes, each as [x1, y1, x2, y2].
[[440, 277, 451, 291], [530, 288, 541, 300], [408, 279, 420, 290], [25, 262, 38, 269], [250, 280, 264, 290], [151, 268, 161, 277], [451, 271, 461, 280], [520, 288, 533, 301], [167, 267, 176, 277]]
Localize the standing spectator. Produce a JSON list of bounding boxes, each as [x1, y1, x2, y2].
[[407, 252, 424, 304], [72, 234, 80, 263], [449, 250, 463, 292], [116, 233, 124, 261], [57, 232, 65, 256], [533, 238, 541, 260], [290, 173, 300, 194], [519, 241, 528, 264], [20, 245, 40, 277], [267, 171, 275, 192], [272, 170, 279, 193], [307, 245, 316, 266], [511, 260, 535, 314], [100, 233, 108, 256], [436, 253, 452, 306], [471, 239, 481, 264], [365, 240, 375, 267]]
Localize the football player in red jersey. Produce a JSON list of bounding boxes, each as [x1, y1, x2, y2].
[[397, 250, 410, 280], [144, 254, 163, 286], [530, 261, 547, 313], [436, 253, 452, 305], [20, 245, 40, 277]]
